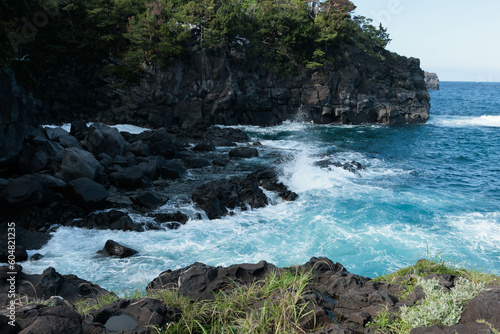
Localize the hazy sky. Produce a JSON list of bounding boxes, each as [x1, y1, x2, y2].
[[352, 0, 500, 82]]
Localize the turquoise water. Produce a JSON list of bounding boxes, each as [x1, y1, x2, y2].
[[23, 82, 500, 293]]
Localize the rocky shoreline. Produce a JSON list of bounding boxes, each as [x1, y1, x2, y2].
[[1, 257, 499, 333]]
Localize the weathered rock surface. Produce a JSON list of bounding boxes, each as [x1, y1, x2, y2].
[[2, 43, 430, 129], [0, 266, 108, 306], [424, 72, 440, 90]]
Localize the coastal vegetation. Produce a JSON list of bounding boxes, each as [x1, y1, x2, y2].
[[62, 257, 500, 333], [1, 0, 390, 76]]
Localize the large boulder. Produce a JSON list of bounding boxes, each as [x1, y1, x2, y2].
[[110, 166, 147, 189], [60, 148, 101, 181], [148, 261, 277, 300], [459, 285, 500, 330], [1, 175, 48, 206], [67, 210, 142, 232], [229, 147, 259, 158], [85, 298, 181, 334], [67, 177, 108, 206], [14, 300, 83, 334], [192, 176, 268, 219], [0, 267, 108, 306], [97, 240, 138, 258], [82, 123, 127, 157]]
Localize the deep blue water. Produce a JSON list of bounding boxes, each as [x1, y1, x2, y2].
[[24, 82, 500, 293]]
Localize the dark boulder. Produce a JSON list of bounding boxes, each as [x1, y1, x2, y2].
[[149, 212, 189, 230], [67, 177, 108, 207], [410, 323, 494, 334], [160, 161, 186, 180], [82, 123, 127, 157], [142, 128, 179, 159], [0, 267, 108, 306], [459, 285, 500, 330], [68, 210, 142, 232], [213, 139, 237, 147], [14, 299, 83, 334], [110, 166, 147, 189], [45, 127, 69, 140], [131, 191, 166, 209], [192, 176, 268, 219], [0, 244, 28, 263], [97, 240, 138, 258], [183, 157, 211, 169], [229, 147, 259, 158], [30, 253, 44, 261], [69, 121, 88, 141], [60, 147, 101, 181], [147, 261, 277, 300], [86, 298, 181, 334], [128, 140, 150, 157], [193, 141, 215, 151], [1, 175, 48, 206]]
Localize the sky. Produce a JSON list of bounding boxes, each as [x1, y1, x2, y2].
[[352, 0, 500, 82]]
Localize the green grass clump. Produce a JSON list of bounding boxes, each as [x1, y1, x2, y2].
[[368, 254, 499, 334], [155, 270, 314, 334]]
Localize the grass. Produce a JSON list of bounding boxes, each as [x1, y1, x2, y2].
[[154, 269, 315, 334]]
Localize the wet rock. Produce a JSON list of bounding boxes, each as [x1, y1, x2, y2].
[[149, 212, 188, 224], [193, 141, 215, 151], [110, 166, 147, 189], [45, 127, 69, 140], [87, 298, 181, 334], [67, 177, 108, 207], [212, 158, 228, 166], [184, 157, 211, 169], [56, 134, 80, 148], [192, 176, 268, 219], [68, 210, 142, 232], [97, 240, 138, 258], [60, 147, 101, 181], [160, 161, 186, 180], [82, 123, 127, 157], [30, 253, 44, 261], [213, 139, 237, 147], [131, 191, 166, 209], [229, 147, 259, 158]]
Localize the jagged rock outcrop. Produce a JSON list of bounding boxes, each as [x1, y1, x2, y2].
[[424, 72, 440, 90], [2, 45, 430, 128]]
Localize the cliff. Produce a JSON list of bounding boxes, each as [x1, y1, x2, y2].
[[424, 71, 440, 90], [7, 45, 430, 128]]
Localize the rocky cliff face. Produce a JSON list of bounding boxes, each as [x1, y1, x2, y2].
[[5, 45, 430, 128], [424, 72, 440, 90]]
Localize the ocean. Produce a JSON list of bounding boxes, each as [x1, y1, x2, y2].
[[24, 82, 500, 293]]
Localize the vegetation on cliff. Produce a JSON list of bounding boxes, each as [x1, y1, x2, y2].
[[1, 0, 390, 77]]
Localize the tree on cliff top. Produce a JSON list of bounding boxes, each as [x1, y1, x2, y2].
[[0, 0, 391, 77]]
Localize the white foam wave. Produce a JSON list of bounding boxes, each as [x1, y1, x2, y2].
[[43, 123, 151, 134], [431, 115, 500, 128], [446, 212, 500, 254]]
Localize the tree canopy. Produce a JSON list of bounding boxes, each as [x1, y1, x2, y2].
[[1, 0, 391, 76]]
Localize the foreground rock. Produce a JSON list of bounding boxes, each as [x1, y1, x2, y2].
[[0, 266, 108, 306], [1, 258, 498, 333]]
